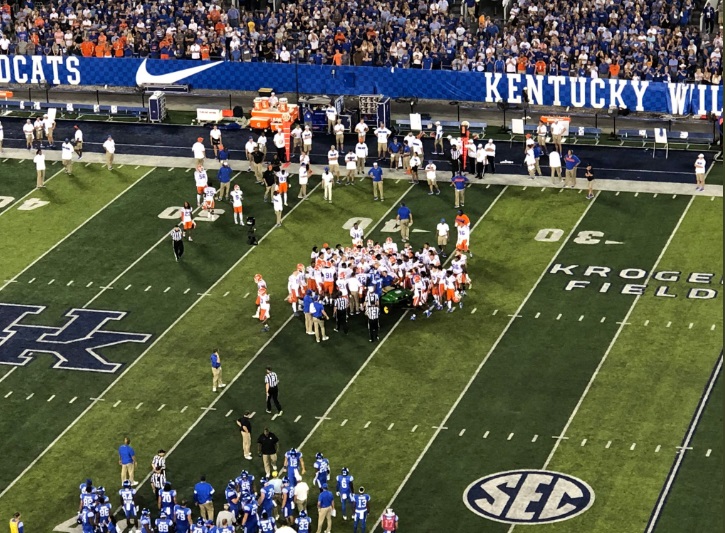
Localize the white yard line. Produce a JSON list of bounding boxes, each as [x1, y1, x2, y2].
[[0, 367, 16, 384], [507, 196, 695, 533], [375, 195, 600, 532], [644, 351, 723, 533], [0, 168, 157, 293], [0, 181, 319, 501]]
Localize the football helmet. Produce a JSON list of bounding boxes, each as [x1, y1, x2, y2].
[[254, 274, 263, 283]]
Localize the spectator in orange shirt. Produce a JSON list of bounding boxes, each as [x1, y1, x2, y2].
[[609, 62, 620, 79], [80, 39, 94, 57], [34, 15, 44, 28], [535, 59, 547, 75], [112, 39, 124, 57], [95, 42, 105, 57], [332, 50, 342, 65], [334, 30, 346, 43], [516, 56, 527, 73], [200, 42, 210, 60]]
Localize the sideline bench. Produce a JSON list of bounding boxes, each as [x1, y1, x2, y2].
[[0, 100, 148, 121], [618, 129, 714, 149], [396, 118, 487, 137]]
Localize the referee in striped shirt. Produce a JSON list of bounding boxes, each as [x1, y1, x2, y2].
[[170, 226, 184, 261], [150, 449, 167, 497], [332, 290, 349, 334], [265, 367, 282, 415], [365, 294, 381, 342]]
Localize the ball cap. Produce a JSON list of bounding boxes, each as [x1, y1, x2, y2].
[[197, 137, 203, 142], [440, 218, 446, 223], [698, 153, 705, 158]]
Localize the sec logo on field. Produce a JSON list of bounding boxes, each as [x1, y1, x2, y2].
[[463, 469, 595, 525]]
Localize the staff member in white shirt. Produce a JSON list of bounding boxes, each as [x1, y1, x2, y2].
[[298, 163, 310, 199], [245, 136, 257, 171], [257, 131, 268, 156], [0, 120, 3, 152], [536, 120, 548, 154], [326, 104, 337, 133], [274, 130, 287, 163], [209, 125, 223, 159], [61, 138, 74, 175], [333, 119, 345, 151], [355, 141, 368, 176], [272, 190, 284, 226], [302, 125, 313, 154], [192, 136, 205, 167], [103, 135, 116, 171], [433, 121, 444, 154], [291, 124, 302, 157], [374, 123, 391, 160], [475, 144, 487, 179], [436, 217, 450, 257], [327, 146, 340, 181], [33, 148, 46, 188], [694, 153, 707, 191], [549, 149, 562, 184], [23, 119, 34, 150], [321, 166, 334, 203], [425, 161, 440, 195], [484, 139, 496, 174], [550, 120, 564, 154], [355, 119, 369, 143], [345, 149, 357, 184], [73, 125, 84, 159]]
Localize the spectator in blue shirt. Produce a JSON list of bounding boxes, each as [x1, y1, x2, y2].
[[118, 437, 137, 486], [564, 150, 581, 188], [368, 162, 384, 201], [194, 475, 215, 522], [317, 484, 335, 533]]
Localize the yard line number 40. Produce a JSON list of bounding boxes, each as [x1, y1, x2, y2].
[[0, 196, 50, 211]]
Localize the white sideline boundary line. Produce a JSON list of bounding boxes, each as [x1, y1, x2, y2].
[[0, 168, 157, 293], [507, 196, 695, 533], [0, 181, 320, 502], [374, 194, 600, 532], [0, 168, 64, 218]]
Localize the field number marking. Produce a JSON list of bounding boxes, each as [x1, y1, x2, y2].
[[159, 206, 225, 223], [535, 228, 623, 245], [17, 198, 50, 211]]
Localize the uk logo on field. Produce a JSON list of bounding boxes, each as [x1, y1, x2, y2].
[[0, 303, 151, 373]]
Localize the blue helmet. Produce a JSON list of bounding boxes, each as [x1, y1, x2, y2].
[[122, 480, 131, 488], [341, 467, 349, 476], [260, 476, 269, 484], [197, 517, 204, 525], [315, 452, 324, 460], [141, 508, 150, 516], [159, 511, 167, 519], [241, 491, 252, 503], [289, 448, 298, 455], [228, 479, 236, 489], [240, 470, 249, 479], [300, 510, 308, 518]]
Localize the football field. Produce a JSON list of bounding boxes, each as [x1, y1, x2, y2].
[[0, 153, 721, 532]]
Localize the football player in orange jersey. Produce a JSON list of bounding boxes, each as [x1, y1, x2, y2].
[[253, 274, 267, 319], [258, 286, 271, 331], [286, 271, 301, 316]]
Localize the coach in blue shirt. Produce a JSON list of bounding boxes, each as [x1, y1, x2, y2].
[[303, 289, 315, 334], [317, 484, 335, 533], [368, 162, 384, 201], [194, 475, 215, 521], [118, 437, 137, 486], [396, 202, 413, 243], [311, 296, 330, 343], [217, 160, 232, 201], [210, 349, 224, 392]]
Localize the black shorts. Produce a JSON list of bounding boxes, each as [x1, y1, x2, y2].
[[211, 138, 221, 146], [586, 176, 594, 181]]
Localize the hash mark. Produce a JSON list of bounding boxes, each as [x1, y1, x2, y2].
[[364, 421, 371, 429], [712, 196, 716, 201], [706, 449, 712, 457], [1, 159, 6, 162], [135, 402, 143, 410], [616, 321, 631, 326], [66, 280, 74, 287], [86, 282, 93, 288], [28, 278, 35, 284], [69, 396, 77, 404], [47, 395, 55, 402], [223, 291, 230, 297], [600, 317, 606, 323], [523, 187, 527, 191], [201, 407, 217, 412], [459, 429, 466, 437], [341, 419, 348, 426], [85, 163, 91, 167], [666, 321, 672, 328], [315, 416, 332, 421], [294, 415, 301, 423], [653, 193, 658, 198], [244, 292, 250, 299], [672, 195, 677, 199], [712, 324, 717, 331], [4, 391, 11, 398], [531, 435, 538, 442], [471, 308, 477, 314], [388, 423, 395, 431], [226, 409, 233, 417], [630, 443, 636, 451], [508, 314, 522, 318], [411, 425, 418, 433], [125, 284, 132, 291], [644, 320, 650, 326], [168, 167, 174, 172], [185, 168, 191, 173], [483, 431, 490, 439], [181, 406, 188, 413], [507, 433, 514, 441], [145, 285, 152, 292], [541, 187, 546, 192], [578, 315, 584, 322], [26, 393, 33, 400], [432, 426, 448, 430], [635, 192, 639, 197], [615, 191, 620, 196], [48, 279, 55, 285], [486, 184, 491, 189], [113, 400, 121, 408], [556, 313, 562, 320], [559, 188, 564, 193], [164, 287, 171, 293], [119, 165, 125, 169], [535, 312, 541, 318], [655, 445, 661, 453], [157, 404, 166, 412], [184, 288, 190, 294], [581, 438, 587, 447], [688, 322, 694, 329], [134, 165, 140, 169], [606, 440, 612, 449], [492, 309, 498, 316]]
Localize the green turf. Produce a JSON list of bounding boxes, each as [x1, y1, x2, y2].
[[0, 178, 458, 528], [0, 163, 150, 282], [351, 192, 691, 532], [0, 169, 300, 493], [538, 196, 724, 533], [654, 370, 723, 533]]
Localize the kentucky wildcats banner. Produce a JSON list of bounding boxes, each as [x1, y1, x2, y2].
[[0, 55, 721, 116]]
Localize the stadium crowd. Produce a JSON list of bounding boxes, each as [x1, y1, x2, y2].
[[0, 0, 721, 82]]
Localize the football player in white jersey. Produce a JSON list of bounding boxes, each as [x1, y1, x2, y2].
[[194, 165, 208, 207], [230, 184, 244, 225], [202, 183, 217, 217], [349, 222, 364, 247]]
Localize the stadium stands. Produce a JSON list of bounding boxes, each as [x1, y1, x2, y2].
[[0, 0, 720, 84]]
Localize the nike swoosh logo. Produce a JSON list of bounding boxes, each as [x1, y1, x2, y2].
[[135, 58, 224, 85]]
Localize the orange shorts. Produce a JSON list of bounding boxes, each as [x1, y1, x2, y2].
[[287, 291, 298, 303], [259, 308, 268, 321], [256, 296, 261, 305], [278, 182, 288, 193], [323, 281, 334, 294], [197, 186, 205, 194], [307, 279, 317, 291], [233, 205, 243, 214], [446, 288, 455, 301], [456, 239, 468, 251], [183, 221, 194, 230], [204, 200, 215, 210]]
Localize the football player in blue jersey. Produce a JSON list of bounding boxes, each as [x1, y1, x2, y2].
[[236, 470, 256, 496], [240, 491, 259, 533], [295, 509, 312, 533], [336, 467, 355, 521], [119, 479, 138, 530], [158, 482, 177, 518], [282, 448, 305, 489], [173, 499, 193, 533], [205, 519, 215, 532], [353, 486, 371, 533], [155, 511, 173, 533], [78, 506, 96, 533], [280, 476, 295, 526], [191, 517, 206, 533], [225, 479, 241, 519], [139, 509, 152, 533], [79, 484, 97, 512], [313, 452, 330, 489], [258, 510, 276, 532], [257, 476, 275, 518], [95, 495, 113, 530], [79, 478, 95, 495]]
